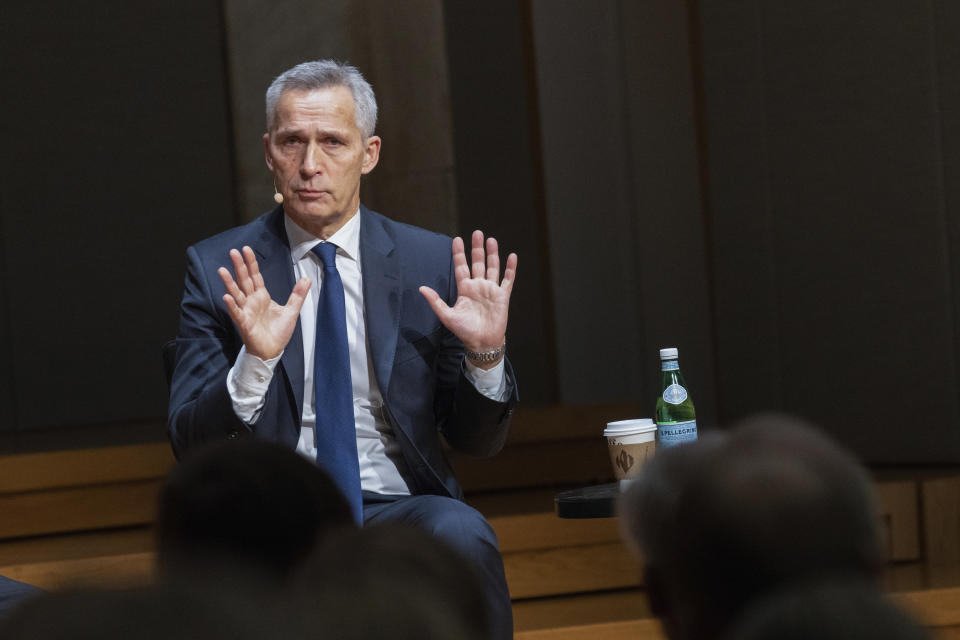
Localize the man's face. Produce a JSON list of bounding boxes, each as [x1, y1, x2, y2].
[[264, 86, 380, 237]]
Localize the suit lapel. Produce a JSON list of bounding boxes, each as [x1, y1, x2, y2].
[[254, 208, 305, 421], [360, 206, 401, 397]]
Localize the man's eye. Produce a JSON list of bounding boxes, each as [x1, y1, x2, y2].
[[326, 138, 343, 146], [283, 138, 302, 146]]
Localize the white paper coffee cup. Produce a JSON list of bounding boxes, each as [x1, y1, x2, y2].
[[604, 418, 657, 482]]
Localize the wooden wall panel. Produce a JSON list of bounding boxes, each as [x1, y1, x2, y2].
[[696, 1, 786, 418], [528, 0, 717, 417], [0, 190, 12, 433], [443, 1, 559, 404], [933, 0, 960, 415], [699, 1, 960, 461], [0, 1, 237, 432], [530, 0, 645, 406], [618, 0, 718, 425]]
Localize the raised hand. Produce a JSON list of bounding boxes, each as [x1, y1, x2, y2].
[[218, 246, 310, 360], [419, 230, 518, 369]]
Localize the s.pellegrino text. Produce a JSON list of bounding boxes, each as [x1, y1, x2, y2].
[[655, 347, 697, 448]]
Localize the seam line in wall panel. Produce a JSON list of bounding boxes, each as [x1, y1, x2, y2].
[[687, 0, 723, 423], [519, 0, 561, 403], [0, 190, 22, 444], [614, 0, 649, 401], [217, 0, 243, 227], [755, 0, 784, 409], [927, 0, 960, 447]]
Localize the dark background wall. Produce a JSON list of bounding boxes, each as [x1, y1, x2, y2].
[[0, 1, 237, 449], [700, 0, 960, 462], [1, 0, 958, 464]]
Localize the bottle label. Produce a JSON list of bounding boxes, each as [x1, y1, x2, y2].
[[657, 420, 698, 448], [661, 360, 679, 371], [662, 383, 688, 404]]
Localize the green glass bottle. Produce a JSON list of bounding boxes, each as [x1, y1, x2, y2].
[[655, 347, 698, 448]]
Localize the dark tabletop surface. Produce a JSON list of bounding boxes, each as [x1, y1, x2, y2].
[[554, 482, 620, 519]]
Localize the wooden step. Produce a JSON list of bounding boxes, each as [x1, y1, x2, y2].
[[0, 481, 161, 539], [0, 406, 632, 541], [0, 527, 153, 567], [1, 531, 960, 636], [0, 443, 173, 493], [513, 589, 650, 632], [895, 585, 960, 629], [0, 552, 154, 591], [0, 510, 635, 600], [515, 619, 664, 640], [0, 409, 946, 626], [0, 527, 155, 590], [0, 479, 926, 602], [504, 542, 639, 599], [513, 585, 960, 640]]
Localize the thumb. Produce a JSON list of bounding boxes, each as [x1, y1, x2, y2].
[[286, 277, 311, 312], [419, 286, 452, 321]]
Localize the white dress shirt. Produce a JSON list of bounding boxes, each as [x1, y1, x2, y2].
[[227, 210, 507, 495]]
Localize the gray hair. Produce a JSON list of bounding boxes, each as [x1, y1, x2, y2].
[[265, 60, 378, 138]]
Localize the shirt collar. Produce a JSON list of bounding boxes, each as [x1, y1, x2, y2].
[[284, 208, 361, 263]]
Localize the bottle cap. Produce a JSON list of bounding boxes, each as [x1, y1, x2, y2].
[[659, 347, 678, 360]]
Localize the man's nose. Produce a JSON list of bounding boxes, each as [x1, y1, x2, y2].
[[300, 142, 324, 176]]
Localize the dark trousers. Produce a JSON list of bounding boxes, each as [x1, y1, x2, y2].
[[363, 493, 513, 639], [0, 574, 41, 617]]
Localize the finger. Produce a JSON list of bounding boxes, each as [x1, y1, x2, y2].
[[471, 230, 485, 279], [243, 246, 266, 289], [218, 266, 246, 306], [230, 248, 254, 295], [501, 252, 518, 295], [285, 277, 311, 313], [419, 286, 454, 325], [486, 236, 500, 283], [452, 236, 470, 284], [222, 293, 244, 327]]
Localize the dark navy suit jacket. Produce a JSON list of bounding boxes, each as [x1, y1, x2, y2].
[[167, 205, 517, 500]]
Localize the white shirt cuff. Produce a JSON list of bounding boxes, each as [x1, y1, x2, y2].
[[463, 358, 508, 402], [227, 345, 282, 424]]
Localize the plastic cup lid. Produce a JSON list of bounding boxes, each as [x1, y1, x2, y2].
[[604, 418, 657, 436]]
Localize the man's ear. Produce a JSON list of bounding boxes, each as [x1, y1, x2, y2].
[[263, 133, 274, 171], [361, 135, 381, 175]]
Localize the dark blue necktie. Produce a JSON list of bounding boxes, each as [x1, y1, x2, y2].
[[311, 242, 362, 524]]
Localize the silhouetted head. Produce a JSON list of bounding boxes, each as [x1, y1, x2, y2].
[[723, 579, 929, 640], [0, 583, 302, 640], [292, 522, 487, 640], [619, 431, 729, 639], [156, 439, 354, 583], [620, 414, 883, 640]]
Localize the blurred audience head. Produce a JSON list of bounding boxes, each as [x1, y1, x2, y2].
[[292, 522, 487, 640], [620, 413, 883, 640], [156, 439, 354, 583], [618, 430, 728, 638], [0, 583, 300, 640], [723, 579, 929, 640]]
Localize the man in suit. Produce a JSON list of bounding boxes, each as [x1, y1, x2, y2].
[[167, 60, 518, 638]]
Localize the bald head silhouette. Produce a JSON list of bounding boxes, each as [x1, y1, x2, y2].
[[620, 414, 883, 640], [156, 439, 354, 583]]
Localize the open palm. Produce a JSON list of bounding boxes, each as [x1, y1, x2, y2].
[[420, 231, 518, 367], [218, 246, 310, 360]]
